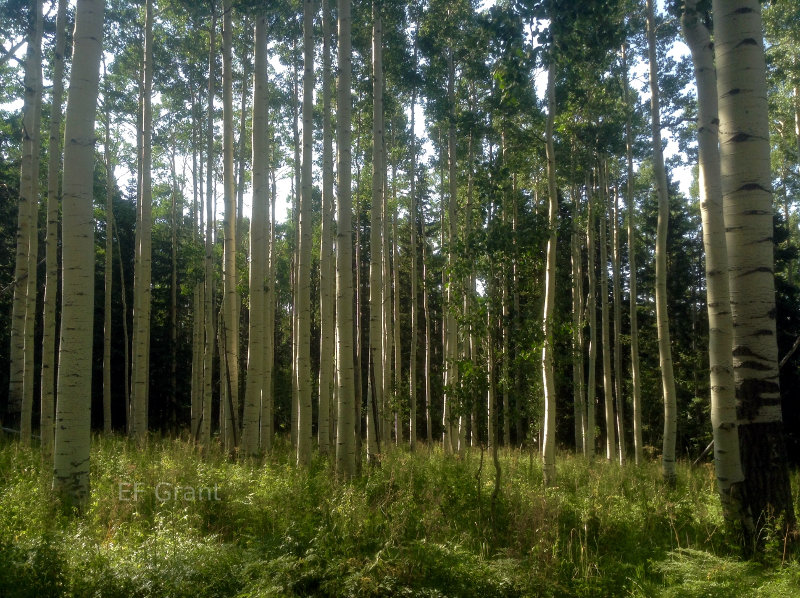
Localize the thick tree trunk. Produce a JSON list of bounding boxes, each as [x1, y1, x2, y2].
[[130, 0, 154, 442], [242, 15, 268, 458], [318, 0, 335, 456], [682, 0, 752, 535], [41, 0, 67, 457], [713, 0, 795, 535], [542, 60, 558, 486], [53, 0, 103, 507], [335, 0, 356, 478], [222, 0, 239, 452], [646, 0, 678, 482]]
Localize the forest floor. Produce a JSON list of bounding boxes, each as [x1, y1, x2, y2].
[[1, 435, 799, 597]]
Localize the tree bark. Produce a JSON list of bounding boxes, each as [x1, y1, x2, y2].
[[646, 0, 678, 483], [10, 0, 43, 442], [53, 0, 103, 507], [682, 0, 752, 535], [318, 0, 335, 456], [242, 14, 268, 458], [367, 0, 384, 462], [222, 0, 240, 452], [542, 59, 558, 485], [713, 0, 795, 535], [40, 0, 67, 458], [130, 0, 154, 442], [335, 0, 356, 478]]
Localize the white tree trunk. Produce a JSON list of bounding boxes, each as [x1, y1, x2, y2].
[[647, 0, 678, 483], [542, 60, 558, 485], [41, 0, 67, 458], [130, 0, 154, 442], [335, 0, 356, 478], [242, 15, 269, 458], [53, 0, 103, 506], [713, 0, 795, 531], [296, 0, 314, 466], [682, 0, 751, 533], [318, 0, 335, 456]]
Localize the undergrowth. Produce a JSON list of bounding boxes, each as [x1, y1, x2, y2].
[[0, 435, 797, 597]]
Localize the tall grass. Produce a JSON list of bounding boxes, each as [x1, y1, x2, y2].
[[0, 435, 797, 597]]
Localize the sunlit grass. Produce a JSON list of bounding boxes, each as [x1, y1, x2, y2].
[[0, 434, 797, 597]]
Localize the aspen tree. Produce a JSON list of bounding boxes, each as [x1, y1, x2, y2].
[[542, 58, 557, 485], [242, 14, 268, 458], [319, 0, 335, 456], [408, 31, 419, 450], [444, 46, 458, 454], [612, 186, 625, 464], [600, 162, 615, 461], [622, 42, 643, 465], [681, 0, 751, 534], [646, 0, 677, 483], [130, 0, 154, 442], [10, 0, 43, 442], [336, 0, 357, 478], [103, 93, 113, 434], [41, 0, 67, 457], [586, 175, 597, 458], [296, 0, 314, 467], [367, 0, 384, 462], [571, 183, 585, 454], [53, 0, 104, 506], [201, 8, 217, 449], [713, 0, 795, 532], [222, 0, 239, 452]]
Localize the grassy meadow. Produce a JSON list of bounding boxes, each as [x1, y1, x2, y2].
[[1, 435, 798, 597]]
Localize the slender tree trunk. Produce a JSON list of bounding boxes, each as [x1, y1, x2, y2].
[[41, 0, 67, 456], [103, 97, 114, 435], [201, 10, 217, 449], [130, 0, 154, 442], [612, 185, 625, 464], [222, 0, 239, 452], [646, 0, 678, 483], [335, 0, 356, 478], [408, 39, 418, 451], [53, 0, 103, 506], [242, 15, 268, 458], [392, 167, 402, 445], [622, 42, 643, 465], [586, 175, 597, 458], [296, 0, 314, 466], [423, 222, 432, 444], [600, 161, 616, 461], [318, 0, 335, 456], [713, 0, 795, 534], [10, 0, 43, 441], [542, 59, 558, 485], [682, 0, 752, 535], [264, 152, 277, 452], [367, 0, 384, 462], [291, 44, 300, 452], [571, 184, 585, 454], [444, 47, 459, 454], [169, 150, 179, 430]]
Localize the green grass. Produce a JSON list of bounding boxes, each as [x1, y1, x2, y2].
[[0, 435, 798, 597]]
